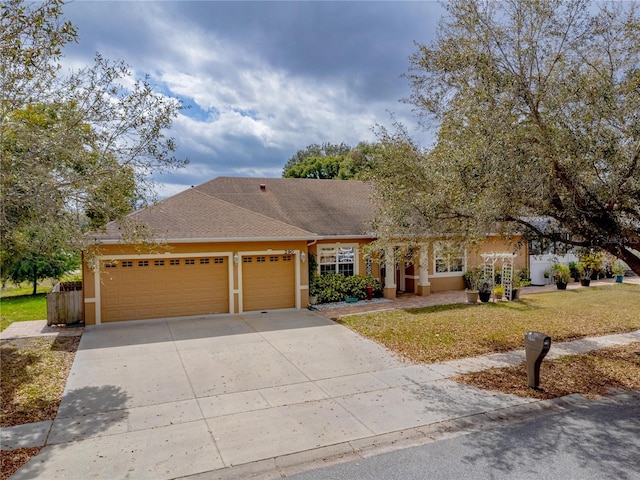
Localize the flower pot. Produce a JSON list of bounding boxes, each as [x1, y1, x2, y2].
[[366, 285, 373, 300], [479, 291, 492, 303], [466, 291, 479, 304], [511, 289, 519, 300], [580, 278, 591, 287], [309, 295, 317, 305], [556, 282, 567, 290], [615, 275, 624, 283]]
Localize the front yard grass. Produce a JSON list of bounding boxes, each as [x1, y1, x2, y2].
[[0, 294, 48, 332], [339, 284, 640, 364]]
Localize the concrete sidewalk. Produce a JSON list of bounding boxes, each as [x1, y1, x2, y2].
[[4, 308, 639, 479]]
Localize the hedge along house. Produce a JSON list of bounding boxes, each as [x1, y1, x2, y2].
[[82, 177, 528, 325]]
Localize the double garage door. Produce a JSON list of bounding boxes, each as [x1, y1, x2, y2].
[[100, 254, 295, 323]]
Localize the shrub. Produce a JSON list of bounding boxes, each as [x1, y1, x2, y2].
[[313, 273, 382, 303], [568, 261, 580, 280]]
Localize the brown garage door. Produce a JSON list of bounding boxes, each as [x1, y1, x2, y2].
[[242, 254, 295, 311], [100, 256, 229, 322]]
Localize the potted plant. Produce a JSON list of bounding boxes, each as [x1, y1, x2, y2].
[[309, 276, 320, 305], [463, 266, 483, 304], [308, 253, 319, 305], [551, 263, 570, 290], [510, 268, 530, 300], [611, 261, 627, 283], [568, 261, 580, 282], [478, 281, 493, 303], [578, 250, 604, 286], [493, 284, 505, 301]]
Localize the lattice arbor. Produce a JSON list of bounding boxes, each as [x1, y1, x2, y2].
[[481, 253, 516, 301]]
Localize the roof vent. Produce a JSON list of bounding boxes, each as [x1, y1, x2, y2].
[[260, 184, 266, 191]]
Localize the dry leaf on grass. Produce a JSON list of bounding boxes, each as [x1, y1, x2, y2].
[[454, 343, 640, 399], [0, 447, 42, 480]]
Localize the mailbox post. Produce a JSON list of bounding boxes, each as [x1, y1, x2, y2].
[[524, 331, 551, 389]]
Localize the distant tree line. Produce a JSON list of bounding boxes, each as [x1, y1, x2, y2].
[[282, 142, 380, 180]]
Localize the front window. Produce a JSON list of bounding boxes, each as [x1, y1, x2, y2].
[[319, 245, 356, 276], [433, 241, 464, 274]]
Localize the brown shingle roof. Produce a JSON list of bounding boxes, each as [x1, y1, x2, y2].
[[92, 177, 377, 242], [92, 187, 316, 242], [195, 177, 376, 236]]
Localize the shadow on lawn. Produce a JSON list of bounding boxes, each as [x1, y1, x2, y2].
[[404, 298, 541, 316], [0, 343, 40, 427]]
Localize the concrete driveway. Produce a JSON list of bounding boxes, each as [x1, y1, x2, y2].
[[12, 309, 534, 479]]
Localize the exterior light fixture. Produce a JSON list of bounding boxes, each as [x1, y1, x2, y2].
[[300, 252, 306, 262], [233, 254, 239, 264]]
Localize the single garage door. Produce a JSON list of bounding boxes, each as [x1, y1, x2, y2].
[[242, 254, 295, 311], [100, 256, 229, 322]]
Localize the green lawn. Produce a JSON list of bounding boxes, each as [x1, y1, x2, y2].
[[1, 276, 81, 331], [339, 284, 640, 363], [0, 294, 48, 331]]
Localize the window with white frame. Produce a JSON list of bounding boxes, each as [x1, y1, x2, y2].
[[319, 245, 356, 276], [433, 241, 464, 274]]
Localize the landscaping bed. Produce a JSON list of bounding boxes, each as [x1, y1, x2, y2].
[[1, 336, 80, 428], [0, 336, 79, 479]]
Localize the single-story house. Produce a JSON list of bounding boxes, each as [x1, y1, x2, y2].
[[82, 177, 528, 325]]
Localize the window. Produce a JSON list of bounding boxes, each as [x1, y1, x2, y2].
[[283, 255, 292, 262], [185, 259, 195, 265], [199, 258, 210, 265], [257, 256, 266, 263], [154, 260, 165, 266], [122, 261, 133, 268], [104, 262, 116, 268], [433, 241, 464, 274], [138, 260, 149, 267], [269, 256, 278, 262], [243, 257, 252, 263], [170, 259, 180, 266], [214, 257, 224, 264], [319, 245, 356, 276]]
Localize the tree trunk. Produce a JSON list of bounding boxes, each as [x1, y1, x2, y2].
[[32, 264, 38, 295], [606, 246, 640, 277]]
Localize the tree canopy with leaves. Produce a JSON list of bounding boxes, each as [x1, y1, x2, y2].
[[283, 141, 380, 179], [371, 0, 640, 274], [1, 0, 186, 288]]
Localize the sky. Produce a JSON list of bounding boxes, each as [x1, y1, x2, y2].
[[61, 1, 445, 198]]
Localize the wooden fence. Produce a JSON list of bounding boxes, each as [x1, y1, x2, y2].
[[47, 281, 83, 326]]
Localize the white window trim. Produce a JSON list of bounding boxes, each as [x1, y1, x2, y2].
[[317, 243, 359, 276], [431, 242, 466, 277]]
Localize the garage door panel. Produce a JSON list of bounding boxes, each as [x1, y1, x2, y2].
[[242, 255, 295, 311], [100, 257, 229, 322]]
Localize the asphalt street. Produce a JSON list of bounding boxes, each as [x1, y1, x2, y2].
[[287, 394, 640, 480]]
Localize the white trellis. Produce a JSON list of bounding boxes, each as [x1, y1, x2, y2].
[[481, 253, 517, 301]]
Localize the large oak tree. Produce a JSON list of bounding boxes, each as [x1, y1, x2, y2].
[[1, 0, 187, 288], [371, 0, 640, 274]]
